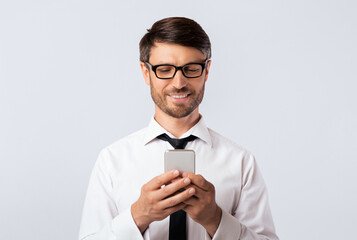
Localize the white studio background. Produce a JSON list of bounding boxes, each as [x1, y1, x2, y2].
[[0, 0, 356, 239]]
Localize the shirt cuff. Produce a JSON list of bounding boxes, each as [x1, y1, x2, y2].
[[111, 208, 144, 240], [205, 209, 242, 240]]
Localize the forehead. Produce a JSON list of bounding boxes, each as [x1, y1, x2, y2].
[[149, 42, 206, 65]]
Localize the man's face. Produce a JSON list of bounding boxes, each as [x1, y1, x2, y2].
[[140, 42, 211, 119]]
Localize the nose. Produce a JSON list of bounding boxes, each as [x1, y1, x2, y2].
[[171, 69, 188, 89]]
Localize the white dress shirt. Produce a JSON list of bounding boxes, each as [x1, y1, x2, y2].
[[79, 117, 279, 240]]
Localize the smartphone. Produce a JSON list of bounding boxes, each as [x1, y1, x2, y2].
[[164, 150, 195, 175]]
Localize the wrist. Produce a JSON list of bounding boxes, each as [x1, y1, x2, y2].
[[131, 202, 150, 234], [203, 205, 222, 238]]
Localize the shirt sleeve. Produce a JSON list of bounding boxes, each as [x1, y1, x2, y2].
[[79, 149, 144, 240], [205, 153, 279, 240]]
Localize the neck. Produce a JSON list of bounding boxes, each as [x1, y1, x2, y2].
[[154, 107, 201, 138]]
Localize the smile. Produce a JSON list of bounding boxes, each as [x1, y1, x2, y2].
[[170, 94, 189, 99]]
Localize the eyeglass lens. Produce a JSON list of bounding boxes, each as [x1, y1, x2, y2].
[[156, 64, 203, 78]]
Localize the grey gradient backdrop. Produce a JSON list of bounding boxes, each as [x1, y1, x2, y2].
[[0, 0, 356, 239]]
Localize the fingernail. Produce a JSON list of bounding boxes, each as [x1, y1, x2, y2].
[[189, 188, 195, 194], [173, 170, 179, 176], [184, 178, 190, 184]]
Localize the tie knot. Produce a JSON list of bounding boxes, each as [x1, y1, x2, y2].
[[157, 133, 197, 149]]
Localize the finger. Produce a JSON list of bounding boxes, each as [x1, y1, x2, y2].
[[182, 173, 211, 191], [182, 195, 199, 206], [163, 202, 186, 216], [182, 172, 193, 178], [183, 204, 194, 213], [170, 176, 182, 184], [157, 187, 196, 209], [147, 170, 180, 190], [158, 177, 192, 199], [183, 185, 205, 199]]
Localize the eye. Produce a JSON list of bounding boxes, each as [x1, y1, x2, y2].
[[157, 66, 174, 73], [158, 68, 172, 73], [184, 64, 201, 73], [186, 68, 199, 72]]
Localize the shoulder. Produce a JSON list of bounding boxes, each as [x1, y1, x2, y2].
[[207, 128, 256, 163], [98, 127, 147, 158], [109, 127, 146, 150], [208, 128, 249, 153], [93, 127, 147, 172]]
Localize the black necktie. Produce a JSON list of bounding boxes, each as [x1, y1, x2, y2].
[[157, 133, 197, 240], [157, 133, 197, 150]]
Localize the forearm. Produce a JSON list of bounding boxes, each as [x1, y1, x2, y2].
[[205, 209, 279, 240], [79, 208, 144, 240]]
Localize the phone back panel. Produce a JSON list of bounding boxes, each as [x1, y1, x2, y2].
[[164, 150, 195, 174]]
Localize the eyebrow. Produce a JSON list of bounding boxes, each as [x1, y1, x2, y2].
[[150, 59, 207, 66]]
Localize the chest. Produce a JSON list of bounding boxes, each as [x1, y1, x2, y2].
[[110, 146, 243, 215]]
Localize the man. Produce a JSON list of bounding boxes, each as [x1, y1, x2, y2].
[[79, 17, 279, 240]]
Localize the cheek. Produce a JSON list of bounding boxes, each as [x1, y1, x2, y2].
[[151, 80, 169, 93], [192, 80, 205, 91]]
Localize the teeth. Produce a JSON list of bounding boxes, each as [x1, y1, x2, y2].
[[171, 94, 188, 99]]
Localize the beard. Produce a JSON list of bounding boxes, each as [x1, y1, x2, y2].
[[150, 81, 205, 118]]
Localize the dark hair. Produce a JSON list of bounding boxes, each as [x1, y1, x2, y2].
[[139, 17, 211, 62]]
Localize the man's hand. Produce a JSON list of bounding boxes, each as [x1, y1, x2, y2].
[[182, 172, 222, 238], [131, 170, 196, 234]]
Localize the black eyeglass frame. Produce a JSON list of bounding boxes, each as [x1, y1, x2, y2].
[[145, 59, 210, 79]]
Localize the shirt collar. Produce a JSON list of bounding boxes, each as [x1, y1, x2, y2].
[[143, 115, 212, 148]]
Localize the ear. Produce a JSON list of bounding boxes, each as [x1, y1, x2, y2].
[[140, 62, 151, 85], [203, 60, 211, 83]]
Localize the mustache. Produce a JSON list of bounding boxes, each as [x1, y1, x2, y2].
[[166, 87, 191, 94]]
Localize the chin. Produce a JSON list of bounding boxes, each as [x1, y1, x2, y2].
[[164, 107, 196, 118]]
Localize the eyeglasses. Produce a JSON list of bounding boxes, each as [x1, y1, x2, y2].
[[145, 60, 209, 79]]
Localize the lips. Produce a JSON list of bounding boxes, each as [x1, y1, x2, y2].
[[167, 93, 191, 102], [170, 94, 189, 99]]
